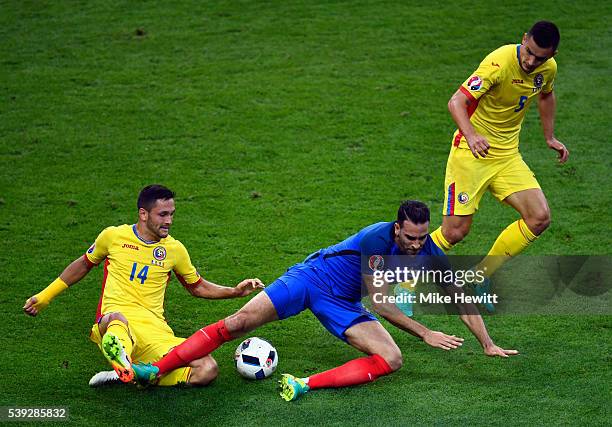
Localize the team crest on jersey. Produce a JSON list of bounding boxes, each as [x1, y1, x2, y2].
[[467, 75, 482, 91], [458, 192, 469, 204], [87, 243, 95, 254], [534, 73, 544, 89], [368, 255, 384, 271], [153, 246, 167, 261]]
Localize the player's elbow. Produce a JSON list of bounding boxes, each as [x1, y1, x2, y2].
[[447, 93, 462, 114], [372, 304, 391, 318]]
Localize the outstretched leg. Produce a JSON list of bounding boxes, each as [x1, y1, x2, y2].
[[280, 320, 399, 401], [136, 292, 278, 381]]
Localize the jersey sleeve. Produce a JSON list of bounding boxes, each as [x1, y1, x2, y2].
[[84, 226, 115, 266], [173, 241, 201, 286], [460, 52, 503, 101], [359, 226, 391, 275], [542, 58, 557, 94]]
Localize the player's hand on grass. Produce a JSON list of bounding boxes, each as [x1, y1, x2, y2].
[[423, 330, 464, 350], [466, 134, 490, 158], [234, 278, 265, 297], [484, 343, 519, 358], [546, 137, 569, 163], [23, 295, 45, 317]]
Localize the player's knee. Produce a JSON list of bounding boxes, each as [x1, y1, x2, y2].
[[525, 208, 551, 235], [188, 357, 218, 387], [224, 311, 254, 337], [444, 223, 470, 244], [105, 312, 128, 324], [380, 349, 403, 372], [99, 312, 128, 334]]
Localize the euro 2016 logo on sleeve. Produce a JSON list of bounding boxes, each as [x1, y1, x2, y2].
[[458, 192, 469, 204], [153, 246, 167, 261], [87, 243, 95, 254], [467, 75, 482, 91], [369, 255, 384, 271]]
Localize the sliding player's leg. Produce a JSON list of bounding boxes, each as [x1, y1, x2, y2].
[[132, 293, 275, 383], [279, 281, 400, 401], [92, 312, 135, 382], [132, 320, 220, 387], [280, 320, 399, 401]]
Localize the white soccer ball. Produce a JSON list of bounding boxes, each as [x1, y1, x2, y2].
[[234, 337, 278, 380]]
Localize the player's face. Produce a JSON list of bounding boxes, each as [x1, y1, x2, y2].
[[519, 34, 555, 73], [142, 198, 175, 240], [394, 220, 429, 256]]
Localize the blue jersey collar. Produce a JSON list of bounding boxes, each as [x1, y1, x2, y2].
[[132, 224, 160, 245]]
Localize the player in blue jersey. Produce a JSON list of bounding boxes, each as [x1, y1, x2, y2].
[[132, 200, 517, 400]]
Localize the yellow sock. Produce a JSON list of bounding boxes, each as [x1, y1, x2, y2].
[[158, 367, 193, 386], [106, 320, 133, 357], [430, 226, 454, 253], [476, 219, 538, 277]]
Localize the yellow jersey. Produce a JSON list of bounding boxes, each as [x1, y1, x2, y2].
[[452, 44, 556, 157], [84, 224, 200, 322]]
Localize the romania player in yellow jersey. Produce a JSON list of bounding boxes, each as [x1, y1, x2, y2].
[[23, 185, 263, 386], [430, 21, 570, 311]]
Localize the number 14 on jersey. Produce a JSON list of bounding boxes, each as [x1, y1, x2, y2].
[[129, 262, 149, 284]]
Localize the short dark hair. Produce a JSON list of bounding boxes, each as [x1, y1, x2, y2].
[[397, 200, 430, 225], [528, 21, 560, 51], [137, 184, 175, 211]]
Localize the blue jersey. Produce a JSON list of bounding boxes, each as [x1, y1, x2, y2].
[[304, 222, 445, 301]]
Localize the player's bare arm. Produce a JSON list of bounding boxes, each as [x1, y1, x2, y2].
[[184, 277, 265, 299], [538, 90, 569, 163], [364, 275, 464, 351], [23, 256, 93, 317], [448, 89, 490, 158], [440, 283, 519, 357]]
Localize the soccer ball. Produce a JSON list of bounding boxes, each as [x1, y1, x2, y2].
[[234, 337, 278, 380]]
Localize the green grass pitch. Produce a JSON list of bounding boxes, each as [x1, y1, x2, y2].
[[1, 1, 610, 425]]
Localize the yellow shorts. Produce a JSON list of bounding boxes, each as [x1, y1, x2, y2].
[[90, 312, 191, 386], [442, 147, 540, 216]]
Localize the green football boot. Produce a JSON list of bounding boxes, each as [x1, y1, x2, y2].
[[279, 374, 310, 402], [101, 333, 134, 383], [132, 362, 160, 386]]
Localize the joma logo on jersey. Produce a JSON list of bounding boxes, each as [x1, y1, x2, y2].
[[512, 79, 524, 84], [122, 243, 139, 250]]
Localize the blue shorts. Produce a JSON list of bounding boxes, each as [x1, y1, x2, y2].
[[264, 264, 377, 341]]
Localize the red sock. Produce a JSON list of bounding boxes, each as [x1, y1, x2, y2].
[[154, 319, 232, 376], [307, 354, 393, 389]]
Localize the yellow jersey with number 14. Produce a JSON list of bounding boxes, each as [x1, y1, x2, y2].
[[452, 44, 557, 157], [84, 224, 200, 322]]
